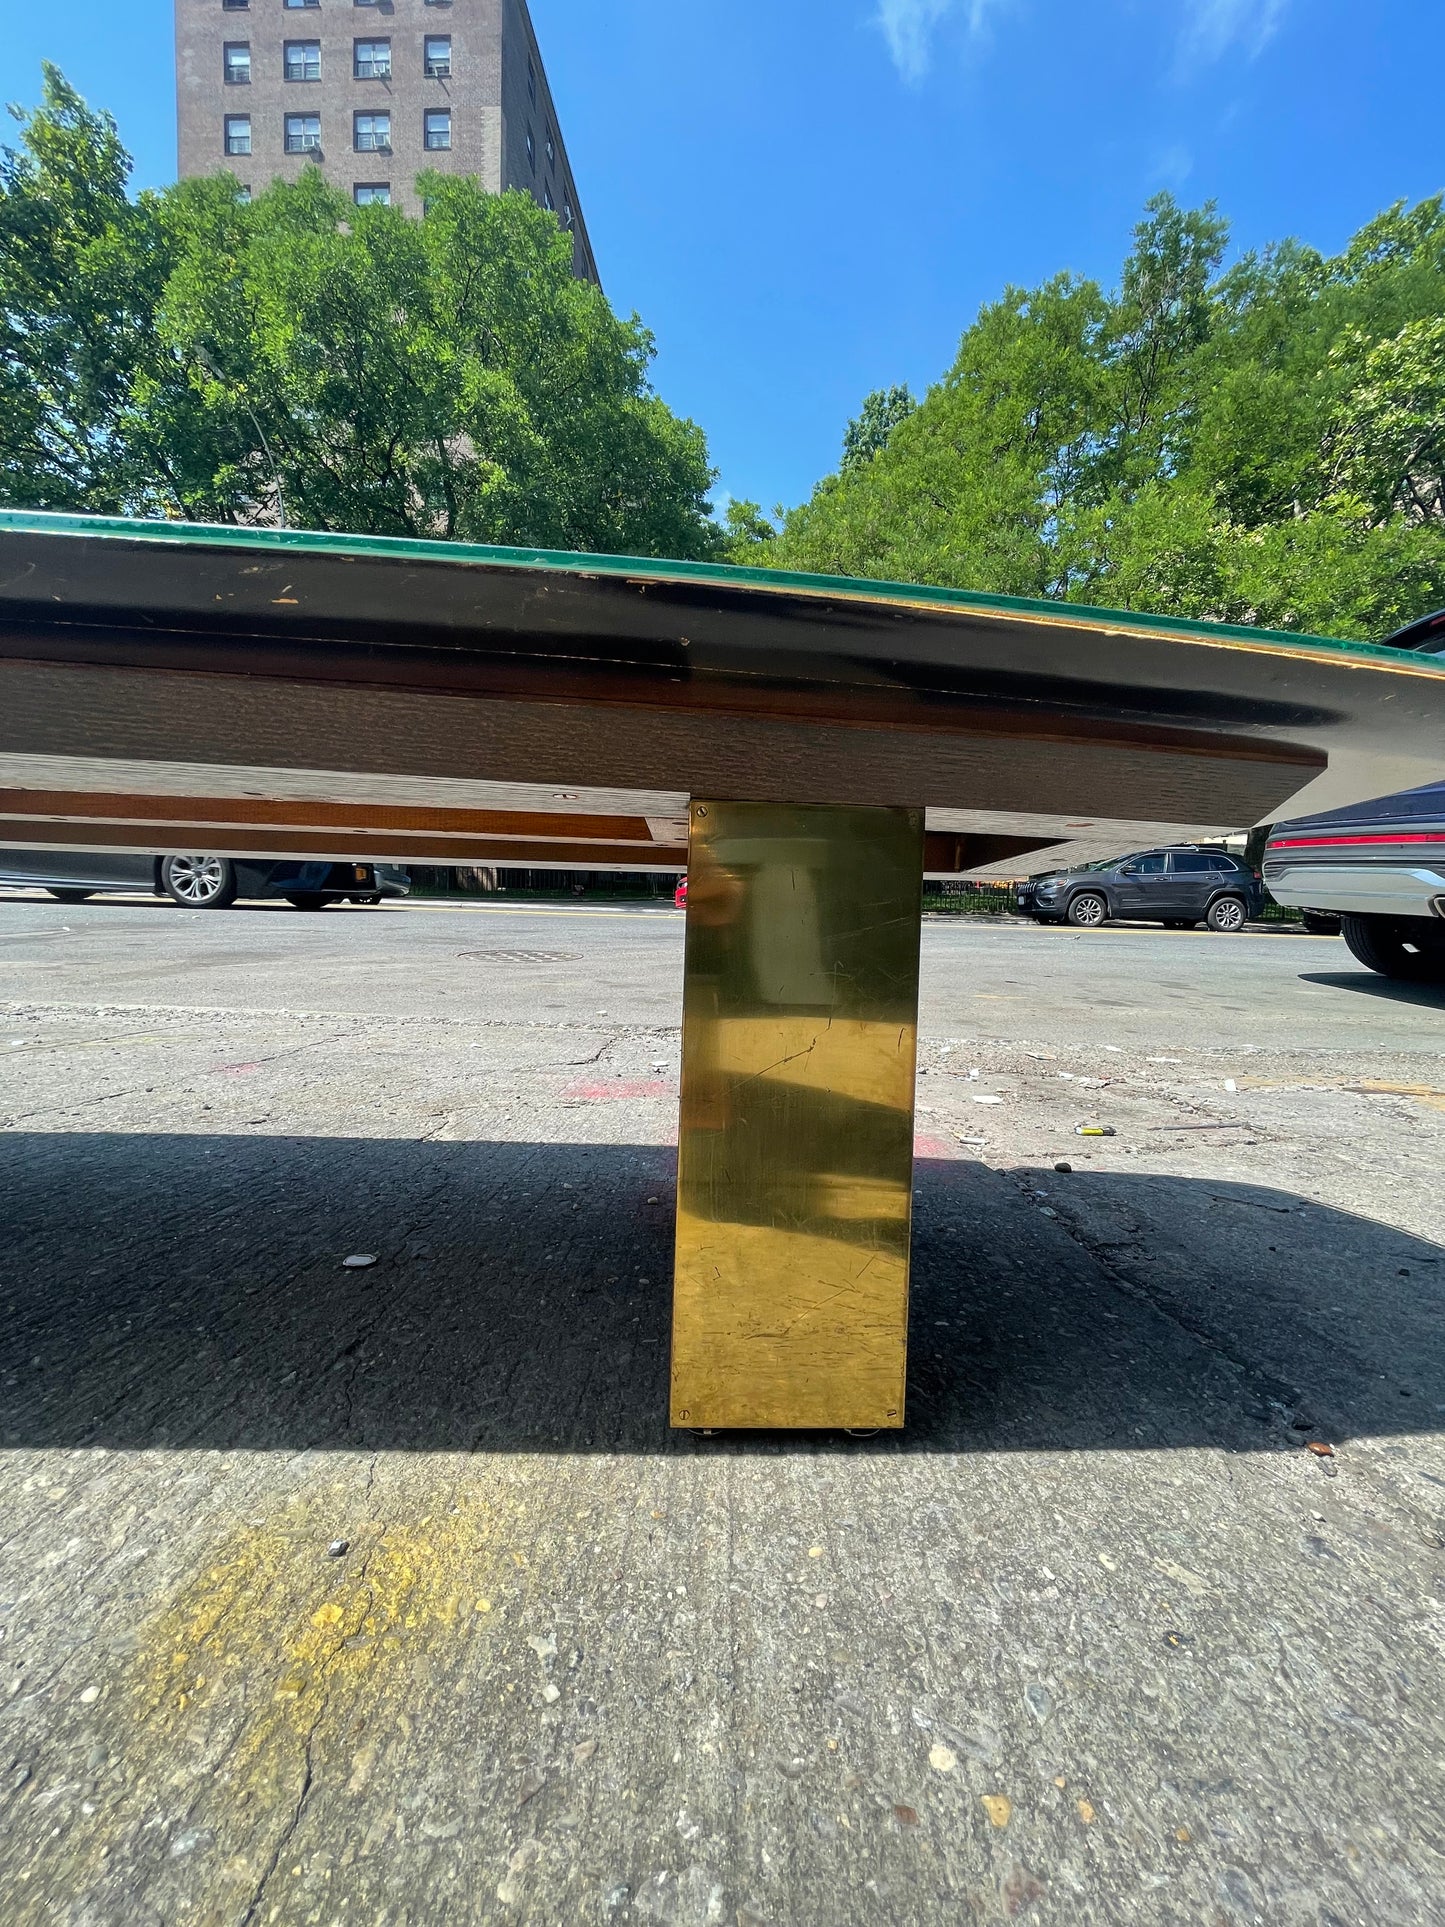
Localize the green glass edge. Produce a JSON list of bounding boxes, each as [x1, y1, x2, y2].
[[0, 506, 1437, 671]]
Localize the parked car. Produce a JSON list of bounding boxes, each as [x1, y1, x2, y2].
[[1264, 779, 1445, 982], [674, 876, 688, 908], [0, 849, 411, 910], [1015, 846, 1264, 931]]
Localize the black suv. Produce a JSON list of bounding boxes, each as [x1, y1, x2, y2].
[[1016, 847, 1264, 931]]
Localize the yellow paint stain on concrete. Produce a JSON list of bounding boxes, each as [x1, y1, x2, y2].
[[132, 1500, 515, 1797], [32, 1489, 528, 1923]]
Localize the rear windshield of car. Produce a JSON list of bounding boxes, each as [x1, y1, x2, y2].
[[1172, 850, 1244, 873]]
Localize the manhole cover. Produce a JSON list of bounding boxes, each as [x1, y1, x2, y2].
[[458, 949, 583, 964]]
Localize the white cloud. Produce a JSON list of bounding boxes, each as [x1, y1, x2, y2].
[[874, 0, 1015, 83], [875, 1, 1290, 83], [1178, 0, 1289, 68]]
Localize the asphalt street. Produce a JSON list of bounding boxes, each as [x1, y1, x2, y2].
[[1, 893, 1443, 1926]]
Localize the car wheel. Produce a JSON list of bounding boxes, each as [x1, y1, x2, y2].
[[1163, 919, 1198, 930], [160, 854, 237, 909], [1066, 892, 1109, 929], [1205, 895, 1247, 933], [1341, 913, 1445, 983], [1299, 910, 1343, 936], [46, 887, 94, 903], [286, 893, 327, 911]]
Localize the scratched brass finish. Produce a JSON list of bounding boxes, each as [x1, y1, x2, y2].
[[670, 802, 924, 1430]]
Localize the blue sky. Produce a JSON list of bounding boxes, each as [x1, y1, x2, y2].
[[3, 1, 1443, 514]]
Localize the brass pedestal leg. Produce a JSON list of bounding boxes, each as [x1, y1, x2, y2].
[[670, 801, 924, 1430]]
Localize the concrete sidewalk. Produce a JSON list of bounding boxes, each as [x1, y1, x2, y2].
[[1, 905, 1443, 1925]]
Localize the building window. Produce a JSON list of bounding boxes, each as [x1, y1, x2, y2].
[[353, 39, 391, 78], [562, 197, 573, 229], [354, 183, 391, 205], [222, 0, 249, 11], [354, 111, 392, 153], [542, 182, 554, 212], [424, 35, 451, 77], [224, 114, 252, 155], [283, 0, 319, 9], [546, 129, 555, 169], [237, 184, 252, 202], [525, 126, 534, 170], [284, 40, 322, 82], [424, 109, 451, 150], [285, 113, 322, 154], [527, 57, 536, 104], [223, 42, 251, 84]]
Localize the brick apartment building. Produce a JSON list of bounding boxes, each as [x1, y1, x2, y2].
[[175, 0, 597, 279]]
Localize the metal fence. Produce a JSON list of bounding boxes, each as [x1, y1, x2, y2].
[[922, 882, 1017, 915], [407, 865, 678, 901]]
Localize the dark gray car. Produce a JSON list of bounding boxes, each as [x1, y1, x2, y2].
[[1016, 846, 1264, 931]]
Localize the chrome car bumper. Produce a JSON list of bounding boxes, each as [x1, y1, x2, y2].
[[1264, 861, 1445, 919]]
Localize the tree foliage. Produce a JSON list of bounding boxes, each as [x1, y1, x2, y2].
[[760, 193, 1445, 638], [0, 67, 718, 556], [841, 385, 916, 472]]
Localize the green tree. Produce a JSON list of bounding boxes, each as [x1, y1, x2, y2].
[[719, 496, 780, 560], [779, 272, 1108, 597], [767, 192, 1445, 639], [841, 385, 916, 471], [1323, 318, 1445, 525], [0, 72, 719, 558], [0, 65, 168, 512]]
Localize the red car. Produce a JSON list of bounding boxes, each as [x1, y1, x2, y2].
[[674, 877, 688, 908]]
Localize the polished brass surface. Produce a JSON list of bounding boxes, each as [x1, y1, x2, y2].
[[670, 802, 924, 1430]]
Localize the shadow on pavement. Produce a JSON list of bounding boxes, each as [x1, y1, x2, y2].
[[1, 1132, 1441, 1458], [1299, 970, 1445, 1010]]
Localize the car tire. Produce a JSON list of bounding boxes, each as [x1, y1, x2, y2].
[[1066, 892, 1109, 929], [160, 855, 237, 909], [1341, 913, 1445, 983], [1299, 910, 1343, 936], [1205, 895, 1247, 933], [1163, 919, 1198, 930], [46, 887, 94, 903], [286, 893, 327, 911]]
